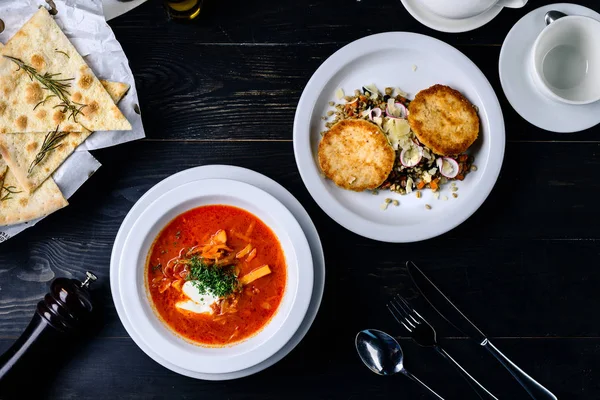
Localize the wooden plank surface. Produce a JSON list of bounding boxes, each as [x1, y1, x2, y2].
[[110, 0, 595, 47], [1, 0, 600, 398], [0, 337, 597, 399], [119, 38, 600, 142], [1, 141, 600, 340]]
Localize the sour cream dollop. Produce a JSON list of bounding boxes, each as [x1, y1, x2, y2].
[[175, 281, 219, 314]]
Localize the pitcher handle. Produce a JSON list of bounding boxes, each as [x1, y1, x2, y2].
[[497, 0, 527, 9]]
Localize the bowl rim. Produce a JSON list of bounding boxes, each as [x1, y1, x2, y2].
[[118, 178, 313, 374]]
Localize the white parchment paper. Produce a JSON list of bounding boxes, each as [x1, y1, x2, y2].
[[0, 151, 102, 242], [0, 0, 145, 241]]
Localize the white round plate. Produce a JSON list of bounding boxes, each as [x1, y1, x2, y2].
[[294, 32, 505, 243], [400, 0, 502, 33], [499, 3, 600, 133], [110, 166, 325, 380], [118, 179, 312, 374]]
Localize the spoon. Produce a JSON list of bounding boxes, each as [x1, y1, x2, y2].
[[355, 329, 445, 400], [544, 10, 567, 25]]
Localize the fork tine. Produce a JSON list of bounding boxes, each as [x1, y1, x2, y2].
[[389, 299, 416, 328], [388, 301, 415, 332], [399, 296, 421, 321], [393, 295, 420, 325], [399, 296, 417, 315], [399, 296, 435, 331], [386, 304, 413, 332], [389, 300, 414, 327], [386, 304, 403, 325]]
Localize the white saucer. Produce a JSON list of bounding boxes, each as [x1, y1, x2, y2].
[[110, 165, 325, 380], [400, 0, 503, 33], [499, 3, 600, 133]]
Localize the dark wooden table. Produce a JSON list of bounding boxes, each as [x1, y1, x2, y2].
[[2, 0, 600, 398]]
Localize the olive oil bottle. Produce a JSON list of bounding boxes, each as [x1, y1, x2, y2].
[[164, 0, 203, 20]]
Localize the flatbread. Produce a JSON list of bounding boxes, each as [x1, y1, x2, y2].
[[0, 156, 68, 226], [0, 8, 131, 133], [0, 80, 130, 193], [100, 80, 130, 102], [0, 164, 7, 187]]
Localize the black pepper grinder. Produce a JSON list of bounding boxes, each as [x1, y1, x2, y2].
[[0, 272, 97, 396]]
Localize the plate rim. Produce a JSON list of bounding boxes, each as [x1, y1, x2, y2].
[[293, 32, 505, 243], [110, 165, 325, 380]]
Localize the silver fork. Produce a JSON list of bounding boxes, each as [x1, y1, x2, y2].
[[388, 295, 498, 400]]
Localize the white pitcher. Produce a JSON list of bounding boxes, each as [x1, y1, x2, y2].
[[419, 0, 528, 20]]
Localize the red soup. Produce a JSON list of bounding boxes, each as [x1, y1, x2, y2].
[[146, 205, 286, 346]]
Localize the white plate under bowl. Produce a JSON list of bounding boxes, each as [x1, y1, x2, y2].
[[111, 165, 325, 380], [400, 0, 503, 33], [294, 32, 505, 243], [499, 3, 600, 133], [117, 178, 313, 375]]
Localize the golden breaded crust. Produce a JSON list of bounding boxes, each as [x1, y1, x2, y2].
[[408, 84, 479, 156], [318, 119, 395, 191]]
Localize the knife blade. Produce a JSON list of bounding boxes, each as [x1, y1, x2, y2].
[[406, 260, 487, 344], [406, 261, 557, 400]]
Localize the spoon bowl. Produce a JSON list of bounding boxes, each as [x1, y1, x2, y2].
[[355, 329, 445, 399], [355, 329, 405, 376]]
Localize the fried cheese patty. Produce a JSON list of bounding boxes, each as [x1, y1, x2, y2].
[[408, 84, 479, 156], [318, 119, 395, 191]]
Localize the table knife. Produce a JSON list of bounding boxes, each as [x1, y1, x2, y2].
[[407, 261, 557, 400]]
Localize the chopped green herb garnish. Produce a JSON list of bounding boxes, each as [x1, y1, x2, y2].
[[187, 256, 240, 298], [152, 263, 162, 271]]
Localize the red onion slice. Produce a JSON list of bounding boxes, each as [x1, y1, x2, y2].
[[369, 107, 382, 120], [395, 102, 408, 118], [386, 102, 408, 119], [436, 157, 460, 178], [400, 146, 423, 167]]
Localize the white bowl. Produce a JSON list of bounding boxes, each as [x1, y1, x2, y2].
[[110, 165, 325, 380], [118, 178, 313, 374]]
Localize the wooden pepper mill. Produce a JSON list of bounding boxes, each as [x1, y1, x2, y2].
[[0, 272, 97, 395]]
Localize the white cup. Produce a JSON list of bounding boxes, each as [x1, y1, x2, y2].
[[419, 0, 527, 20], [531, 16, 600, 105]]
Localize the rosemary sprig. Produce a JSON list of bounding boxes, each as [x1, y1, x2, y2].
[[28, 126, 69, 175], [1, 186, 22, 202], [3, 55, 86, 123], [55, 49, 69, 58], [34, 94, 56, 111]]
